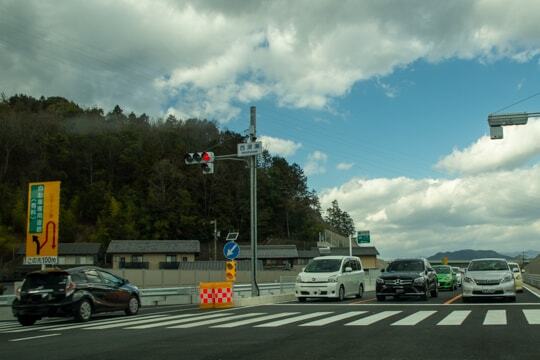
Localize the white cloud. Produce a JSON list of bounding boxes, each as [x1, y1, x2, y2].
[[436, 118, 540, 175], [3, 1, 540, 120], [304, 150, 328, 176], [320, 165, 540, 259], [336, 162, 354, 170], [259, 135, 302, 156]]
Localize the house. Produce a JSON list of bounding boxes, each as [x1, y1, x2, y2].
[[236, 244, 299, 269], [17, 242, 101, 266], [318, 246, 380, 269], [106, 240, 200, 270]]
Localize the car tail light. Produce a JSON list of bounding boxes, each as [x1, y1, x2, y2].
[[65, 278, 76, 297]]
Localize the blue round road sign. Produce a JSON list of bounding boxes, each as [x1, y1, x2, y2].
[[223, 241, 240, 260]]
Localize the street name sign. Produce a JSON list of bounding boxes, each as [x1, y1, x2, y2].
[[237, 142, 263, 157]]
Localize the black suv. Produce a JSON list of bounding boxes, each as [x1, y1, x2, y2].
[[376, 258, 438, 301], [12, 266, 141, 326]]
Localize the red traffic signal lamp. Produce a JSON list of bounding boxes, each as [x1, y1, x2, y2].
[[225, 260, 236, 282], [184, 151, 214, 165]]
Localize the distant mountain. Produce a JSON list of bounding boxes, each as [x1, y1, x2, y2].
[[428, 249, 513, 261], [502, 250, 540, 259]]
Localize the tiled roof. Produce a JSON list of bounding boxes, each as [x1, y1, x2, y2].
[[237, 244, 299, 259], [106, 240, 200, 254], [17, 242, 101, 256]]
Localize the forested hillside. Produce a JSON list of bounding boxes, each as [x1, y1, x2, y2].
[[0, 94, 337, 262]]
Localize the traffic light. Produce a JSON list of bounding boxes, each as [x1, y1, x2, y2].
[[184, 151, 214, 165], [201, 162, 214, 175], [225, 260, 236, 282]]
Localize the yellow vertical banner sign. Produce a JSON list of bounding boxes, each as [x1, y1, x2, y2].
[[25, 181, 61, 265]]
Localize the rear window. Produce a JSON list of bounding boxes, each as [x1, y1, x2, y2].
[[387, 260, 425, 272], [22, 273, 68, 290], [433, 266, 451, 274], [508, 263, 520, 272]]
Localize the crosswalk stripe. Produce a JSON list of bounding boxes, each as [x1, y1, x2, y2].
[[41, 315, 168, 332], [437, 310, 471, 326], [168, 313, 265, 328], [300, 311, 367, 327], [345, 311, 402, 326], [391, 311, 437, 326], [483, 310, 506, 325], [523, 310, 540, 325], [212, 312, 299, 328], [254, 312, 332, 327], [83, 313, 204, 330], [126, 312, 232, 329], [3, 313, 166, 333]]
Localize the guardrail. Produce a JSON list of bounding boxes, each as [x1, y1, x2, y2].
[[0, 282, 296, 308], [523, 273, 540, 288]]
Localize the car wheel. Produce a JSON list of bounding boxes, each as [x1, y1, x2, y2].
[[125, 296, 140, 316], [376, 295, 385, 301], [74, 299, 93, 322], [431, 282, 438, 298], [17, 316, 37, 326], [338, 285, 345, 301], [356, 284, 364, 299], [297, 297, 306, 303], [420, 284, 428, 300]]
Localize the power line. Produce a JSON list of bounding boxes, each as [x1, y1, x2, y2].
[[493, 91, 540, 114]]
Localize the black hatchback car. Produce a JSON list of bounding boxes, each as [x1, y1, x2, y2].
[[376, 258, 438, 301], [12, 266, 141, 326]]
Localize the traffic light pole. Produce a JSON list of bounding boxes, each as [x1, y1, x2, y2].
[[249, 106, 260, 296]]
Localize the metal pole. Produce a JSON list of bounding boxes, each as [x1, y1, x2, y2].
[[250, 106, 259, 296], [349, 235, 352, 256], [213, 220, 217, 261]]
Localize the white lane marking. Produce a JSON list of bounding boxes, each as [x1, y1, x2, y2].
[[345, 311, 402, 326], [523, 284, 540, 299], [168, 313, 265, 328], [254, 312, 332, 327], [269, 302, 540, 306], [212, 312, 299, 328], [41, 315, 167, 332], [523, 309, 540, 325], [437, 310, 471, 326], [483, 310, 507, 325], [9, 333, 61, 342], [83, 313, 203, 330], [299, 311, 367, 326], [391, 311, 437, 326], [3, 313, 168, 333], [0, 323, 21, 330], [126, 312, 232, 329]]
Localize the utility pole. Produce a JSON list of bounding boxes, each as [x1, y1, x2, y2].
[[210, 220, 217, 260], [249, 106, 260, 296]]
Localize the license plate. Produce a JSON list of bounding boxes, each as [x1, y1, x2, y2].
[[481, 289, 496, 294], [395, 288, 404, 294]]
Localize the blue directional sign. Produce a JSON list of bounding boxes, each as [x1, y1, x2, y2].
[[223, 241, 240, 260]]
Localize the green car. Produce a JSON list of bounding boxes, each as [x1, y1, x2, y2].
[[433, 265, 457, 290]]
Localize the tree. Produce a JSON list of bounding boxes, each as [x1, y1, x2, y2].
[[325, 200, 355, 236]]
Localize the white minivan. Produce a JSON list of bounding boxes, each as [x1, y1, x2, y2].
[[295, 256, 366, 302]]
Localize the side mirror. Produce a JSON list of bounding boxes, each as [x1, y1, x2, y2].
[[425, 270, 429, 275], [344, 267, 353, 273], [381, 269, 385, 273]]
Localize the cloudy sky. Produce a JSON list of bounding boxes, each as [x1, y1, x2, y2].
[[2, 0, 540, 258]]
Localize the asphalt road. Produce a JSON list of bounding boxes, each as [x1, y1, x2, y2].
[[1, 286, 539, 360]]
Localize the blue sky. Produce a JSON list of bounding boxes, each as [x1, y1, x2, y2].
[[2, 0, 540, 257], [227, 58, 540, 191]]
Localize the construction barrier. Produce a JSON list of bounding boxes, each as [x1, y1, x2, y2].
[[199, 281, 233, 309]]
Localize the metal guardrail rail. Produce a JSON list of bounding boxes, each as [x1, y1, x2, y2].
[[0, 282, 296, 307], [523, 273, 540, 288]]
